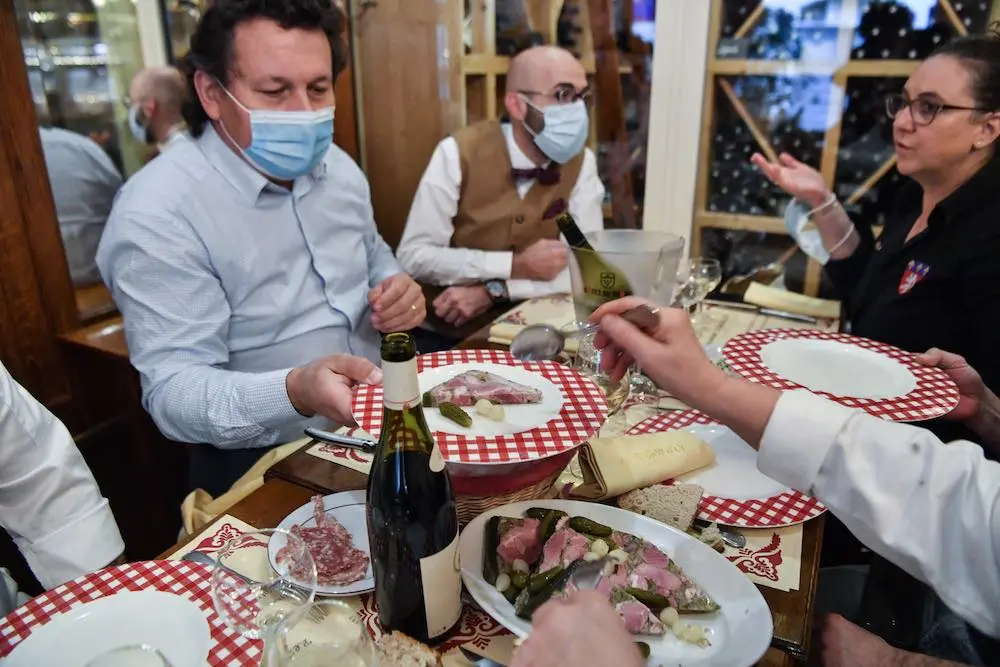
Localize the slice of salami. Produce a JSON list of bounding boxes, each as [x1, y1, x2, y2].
[[277, 495, 370, 587]]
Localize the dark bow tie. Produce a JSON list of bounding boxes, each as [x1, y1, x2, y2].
[[511, 165, 560, 185]]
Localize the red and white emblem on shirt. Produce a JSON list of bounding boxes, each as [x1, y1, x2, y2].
[[898, 260, 930, 295]]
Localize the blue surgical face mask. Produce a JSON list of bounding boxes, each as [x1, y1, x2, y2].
[[128, 104, 151, 144], [522, 97, 589, 164], [784, 198, 830, 264], [220, 84, 334, 180]]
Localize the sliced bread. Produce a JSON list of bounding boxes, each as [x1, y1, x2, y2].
[[375, 631, 442, 667], [617, 483, 703, 532]]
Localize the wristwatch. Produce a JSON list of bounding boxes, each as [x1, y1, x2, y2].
[[484, 280, 509, 302]]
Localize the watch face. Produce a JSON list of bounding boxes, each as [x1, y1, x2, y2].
[[486, 281, 504, 299]]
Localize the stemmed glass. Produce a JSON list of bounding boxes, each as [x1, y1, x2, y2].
[[676, 257, 722, 333], [209, 529, 317, 643], [267, 599, 377, 666]]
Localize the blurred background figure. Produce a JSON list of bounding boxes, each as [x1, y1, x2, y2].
[[127, 66, 189, 154]]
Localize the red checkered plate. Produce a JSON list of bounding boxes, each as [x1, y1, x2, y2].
[[628, 410, 827, 528], [0, 560, 260, 667], [352, 349, 607, 464], [722, 329, 959, 422]]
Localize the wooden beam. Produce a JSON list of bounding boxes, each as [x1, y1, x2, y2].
[[586, 0, 636, 228], [695, 212, 788, 235], [938, 0, 969, 37], [846, 155, 897, 206], [693, 0, 724, 257], [733, 3, 765, 40], [717, 78, 779, 164], [469, 0, 485, 53], [710, 59, 918, 78]]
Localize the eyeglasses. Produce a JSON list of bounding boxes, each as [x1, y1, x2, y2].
[[520, 86, 592, 107], [885, 93, 988, 126]]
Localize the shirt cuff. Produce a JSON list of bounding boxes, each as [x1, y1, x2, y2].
[[246, 368, 302, 429], [16, 499, 124, 589], [757, 390, 858, 493], [491, 252, 515, 281]]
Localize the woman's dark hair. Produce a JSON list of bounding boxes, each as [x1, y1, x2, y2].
[[179, 0, 347, 137], [932, 22, 1000, 112]]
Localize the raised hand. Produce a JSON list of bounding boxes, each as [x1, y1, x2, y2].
[[750, 152, 830, 208]]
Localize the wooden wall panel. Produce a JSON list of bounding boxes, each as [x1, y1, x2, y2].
[[353, 0, 462, 249], [0, 0, 79, 415]]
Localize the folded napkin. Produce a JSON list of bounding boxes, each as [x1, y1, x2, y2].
[[569, 432, 715, 500], [744, 282, 841, 320], [487, 293, 580, 351]]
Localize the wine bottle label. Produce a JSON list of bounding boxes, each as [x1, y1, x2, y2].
[[419, 531, 462, 639], [382, 358, 420, 410]]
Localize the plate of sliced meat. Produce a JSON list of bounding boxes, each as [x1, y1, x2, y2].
[[353, 349, 608, 464], [460, 500, 772, 667], [270, 491, 373, 596]]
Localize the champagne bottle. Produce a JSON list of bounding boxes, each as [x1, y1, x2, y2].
[[366, 333, 461, 644], [556, 211, 634, 320]]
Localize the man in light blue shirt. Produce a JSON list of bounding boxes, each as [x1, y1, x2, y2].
[[97, 0, 425, 494]]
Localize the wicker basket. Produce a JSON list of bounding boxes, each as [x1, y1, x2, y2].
[[455, 470, 562, 526]]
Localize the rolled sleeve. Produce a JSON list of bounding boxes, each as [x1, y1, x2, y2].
[[758, 389, 857, 493]]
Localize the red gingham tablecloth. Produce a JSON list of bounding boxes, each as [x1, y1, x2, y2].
[[722, 329, 959, 422], [0, 560, 260, 666], [629, 410, 827, 528], [353, 349, 607, 464]]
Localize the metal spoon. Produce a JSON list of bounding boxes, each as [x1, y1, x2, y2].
[[509, 305, 661, 361]]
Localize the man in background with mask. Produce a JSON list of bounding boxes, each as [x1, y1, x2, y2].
[[126, 66, 189, 154], [97, 0, 425, 496], [397, 45, 605, 351]]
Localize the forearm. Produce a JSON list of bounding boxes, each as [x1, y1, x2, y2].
[[507, 267, 572, 301], [889, 650, 969, 667], [810, 198, 860, 261], [145, 366, 301, 449], [675, 373, 780, 447], [969, 389, 1000, 456], [397, 241, 512, 285]]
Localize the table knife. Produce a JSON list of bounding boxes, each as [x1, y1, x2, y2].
[[303, 426, 377, 453]]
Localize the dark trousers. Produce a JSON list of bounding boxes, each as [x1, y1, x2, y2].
[[188, 444, 274, 497], [411, 327, 459, 354]]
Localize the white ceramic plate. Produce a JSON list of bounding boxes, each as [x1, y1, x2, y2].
[[677, 424, 789, 501], [418, 362, 564, 436], [460, 500, 772, 667], [759, 338, 917, 399], [5, 590, 209, 667], [270, 490, 374, 596]]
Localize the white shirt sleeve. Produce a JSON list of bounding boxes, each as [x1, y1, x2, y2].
[[504, 148, 607, 301], [758, 389, 1000, 639], [396, 138, 514, 285], [0, 363, 125, 589]]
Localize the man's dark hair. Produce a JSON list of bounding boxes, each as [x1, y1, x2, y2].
[[179, 0, 347, 137]]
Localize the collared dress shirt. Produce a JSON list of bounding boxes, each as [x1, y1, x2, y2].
[[397, 123, 605, 300], [0, 362, 124, 599], [97, 125, 401, 451], [38, 126, 123, 287], [759, 389, 1000, 640]]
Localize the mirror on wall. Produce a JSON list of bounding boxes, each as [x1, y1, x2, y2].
[[15, 0, 146, 322]]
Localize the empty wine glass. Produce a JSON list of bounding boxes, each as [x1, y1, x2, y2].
[[676, 258, 722, 333], [209, 529, 317, 642], [85, 645, 172, 667], [267, 599, 377, 667], [572, 327, 630, 414]]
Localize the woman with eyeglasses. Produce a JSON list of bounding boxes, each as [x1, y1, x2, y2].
[[751, 26, 1000, 665]]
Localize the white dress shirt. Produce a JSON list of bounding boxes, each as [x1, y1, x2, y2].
[[97, 126, 401, 449], [397, 124, 605, 301], [759, 390, 1000, 639], [0, 362, 124, 591]]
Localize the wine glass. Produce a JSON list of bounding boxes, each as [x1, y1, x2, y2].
[[267, 599, 377, 667], [682, 257, 722, 332], [85, 645, 172, 667], [209, 529, 317, 642]]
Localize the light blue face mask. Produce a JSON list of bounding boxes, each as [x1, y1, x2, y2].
[[523, 97, 589, 164], [220, 84, 333, 180], [127, 104, 151, 144], [784, 198, 830, 264]]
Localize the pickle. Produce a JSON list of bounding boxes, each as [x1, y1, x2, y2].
[[502, 585, 520, 603], [538, 509, 568, 542], [528, 565, 564, 594], [438, 401, 472, 427], [635, 642, 651, 660], [625, 587, 671, 611], [482, 516, 502, 586], [510, 571, 529, 590], [524, 507, 551, 520], [422, 391, 436, 408], [569, 516, 613, 537]]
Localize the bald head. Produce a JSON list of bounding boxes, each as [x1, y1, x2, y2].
[[130, 66, 187, 110], [506, 46, 586, 96]]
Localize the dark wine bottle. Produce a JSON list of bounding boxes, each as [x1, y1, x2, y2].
[[366, 333, 461, 644], [556, 211, 634, 320]]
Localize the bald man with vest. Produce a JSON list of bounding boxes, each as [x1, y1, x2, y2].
[[398, 46, 605, 351]]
